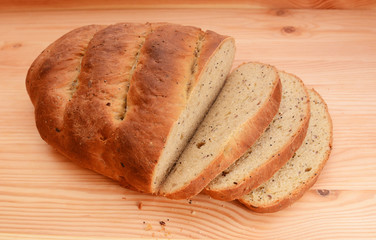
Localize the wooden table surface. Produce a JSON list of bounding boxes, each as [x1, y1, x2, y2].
[[0, 7, 375, 239]]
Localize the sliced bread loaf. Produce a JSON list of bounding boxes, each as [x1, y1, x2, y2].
[[205, 71, 310, 201], [26, 23, 236, 194], [159, 62, 282, 199], [239, 89, 333, 213]]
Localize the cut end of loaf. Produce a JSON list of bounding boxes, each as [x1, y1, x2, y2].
[[151, 36, 236, 193], [159, 62, 282, 199]]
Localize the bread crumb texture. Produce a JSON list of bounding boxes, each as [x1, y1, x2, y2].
[[208, 71, 309, 192], [161, 62, 279, 195], [240, 89, 332, 209]]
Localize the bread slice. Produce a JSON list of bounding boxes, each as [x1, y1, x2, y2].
[[239, 89, 333, 212], [26, 23, 236, 194], [159, 62, 282, 199], [205, 71, 310, 201]]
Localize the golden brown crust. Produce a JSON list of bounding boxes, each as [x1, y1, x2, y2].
[[205, 114, 309, 201], [26, 25, 103, 104], [110, 24, 202, 193], [114, 25, 232, 193], [193, 30, 231, 87], [164, 64, 282, 199], [26, 23, 233, 194], [241, 171, 318, 213], [205, 72, 311, 201], [26, 24, 106, 165], [239, 89, 333, 213], [63, 23, 151, 182]]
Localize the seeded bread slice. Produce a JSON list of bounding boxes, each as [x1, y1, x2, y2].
[[159, 62, 282, 199], [205, 71, 310, 201], [239, 89, 333, 213]]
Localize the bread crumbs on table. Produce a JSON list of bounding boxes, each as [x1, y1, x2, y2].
[[138, 202, 143, 210], [145, 223, 152, 231]]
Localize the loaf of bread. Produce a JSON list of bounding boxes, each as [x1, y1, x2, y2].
[[26, 23, 236, 193], [159, 62, 282, 199], [239, 89, 333, 212], [26, 22, 333, 212], [205, 71, 310, 201]]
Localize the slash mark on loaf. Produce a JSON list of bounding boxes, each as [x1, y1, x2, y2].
[[119, 24, 153, 121], [67, 30, 101, 100], [186, 32, 205, 98]]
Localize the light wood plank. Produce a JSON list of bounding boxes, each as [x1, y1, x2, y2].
[[0, 0, 375, 11], [0, 186, 375, 239], [0, 8, 375, 239]]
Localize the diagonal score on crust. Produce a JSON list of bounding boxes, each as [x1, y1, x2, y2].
[[67, 56, 82, 99], [118, 23, 153, 121], [110, 24, 236, 193], [186, 32, 205, 98], [26, 25, 105, 107], [113, 24, 206, 192], [25, 25, 106, 151], [67, 27, 108, 100], [62, 23, 153, 181]]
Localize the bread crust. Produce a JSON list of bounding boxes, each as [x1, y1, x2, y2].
[[26, 23, 233, 194], [111, 25, 232, 193], [63, 23, 152, 183], [205, 72, 311, 201], [25, 24, 115, 177], [239, 89, 333, 213], [163, 63, 282, 199]]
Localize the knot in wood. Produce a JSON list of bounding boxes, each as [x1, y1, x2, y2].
[[317, 189, 330, 196], [282, 26, 296, 34]]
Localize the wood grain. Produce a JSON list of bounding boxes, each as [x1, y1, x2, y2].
[[0, 7, 376, 239], [0, 0, 376, 11]]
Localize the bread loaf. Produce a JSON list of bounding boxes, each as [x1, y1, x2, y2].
[[26, 22, 333, 210], [205, 71, 310, 201], [26, 23, 236, 193], [239, 89, 333, 212]]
